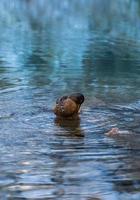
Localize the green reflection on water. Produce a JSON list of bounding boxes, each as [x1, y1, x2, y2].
[[0, 0, 140, 103]]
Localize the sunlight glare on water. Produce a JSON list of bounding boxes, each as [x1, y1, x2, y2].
[[0, 0, 140, 199]]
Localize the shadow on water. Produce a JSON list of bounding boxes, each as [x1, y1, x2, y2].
[[0, 0, 140, 199]]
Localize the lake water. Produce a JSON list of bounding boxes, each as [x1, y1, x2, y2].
[[0, 0, 140, 199]]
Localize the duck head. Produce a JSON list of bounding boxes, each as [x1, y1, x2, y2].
[[69, 93, 85, 106]]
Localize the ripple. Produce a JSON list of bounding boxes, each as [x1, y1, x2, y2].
[[0, 177, 15, 187]]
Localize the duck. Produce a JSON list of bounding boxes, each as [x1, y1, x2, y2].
[[53, 93, 84, 118]]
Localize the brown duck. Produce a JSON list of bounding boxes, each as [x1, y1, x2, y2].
[[53, 93, 84, 118]]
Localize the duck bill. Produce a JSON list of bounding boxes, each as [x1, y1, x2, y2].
[[77, 104, 81, 113]]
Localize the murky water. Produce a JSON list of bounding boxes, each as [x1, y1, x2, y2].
[[0, 0, 140, 199]]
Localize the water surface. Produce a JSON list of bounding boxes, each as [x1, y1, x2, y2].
[[0, 0, 140, 199]]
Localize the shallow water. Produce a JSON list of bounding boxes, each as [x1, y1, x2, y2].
[[0, 0, 140, 199]]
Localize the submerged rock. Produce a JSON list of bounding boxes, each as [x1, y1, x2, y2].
[[105, 127, 131, 137]]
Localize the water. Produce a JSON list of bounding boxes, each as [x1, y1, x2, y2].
[[0, 0, 140, 199]]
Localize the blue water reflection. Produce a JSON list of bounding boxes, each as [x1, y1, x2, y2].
[[0, 0, 140, 199]]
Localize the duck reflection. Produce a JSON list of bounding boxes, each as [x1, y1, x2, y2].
[[50, 119, 85, 199], [54, 116, 84, 137]]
